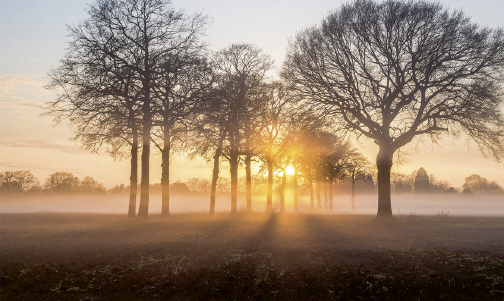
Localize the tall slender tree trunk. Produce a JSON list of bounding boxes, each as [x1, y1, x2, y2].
[[161, 126, 170, 217], [229, 118, 239, 213], [351, 175, 356, 211], [328, 178, 334, 212], [316, 181, 321, 210], [210, 134, 225, 215], [266, 156, 273, 212], [280, 165, 287, 213], [324, 181, 328, 210], [245, 151, 252, 212], [229, 151, 238, 213], [138, 70, 151, 218], [376, 146, 394, 219], [293, 169, 298, 213], [308, 173, 314, 211], [138, 112, 151, 217], [128, 130, 138, 217]]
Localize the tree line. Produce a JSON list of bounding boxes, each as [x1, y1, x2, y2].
[[2, 169, 501, 197], [0, 171, 105, 193], [44, 0, 504, 219]]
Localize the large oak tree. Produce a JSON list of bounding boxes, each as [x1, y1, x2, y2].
[[282, 0, 504, 219]]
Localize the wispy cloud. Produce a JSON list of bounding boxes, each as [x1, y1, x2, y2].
[[0, 139, 85, 154], [0, 161, 50, 171], [0, 74, 53, 108]]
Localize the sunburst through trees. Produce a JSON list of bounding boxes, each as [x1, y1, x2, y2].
[[46, 0, 504, 218]]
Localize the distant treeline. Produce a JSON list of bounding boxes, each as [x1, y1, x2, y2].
[[391, 168, 503, 194], [0, 170, 373, 195], [1, 169, 501, 196]]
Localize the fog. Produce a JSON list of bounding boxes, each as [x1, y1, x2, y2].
[[1, 192, 503, 216]]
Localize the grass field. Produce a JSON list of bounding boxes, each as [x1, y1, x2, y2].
[[1, 212, 503, 300]]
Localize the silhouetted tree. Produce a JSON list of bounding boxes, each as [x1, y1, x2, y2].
[[44, 172, 80, 192], [0, 171, 39, 192], [152, 51, 212, 217], [80, 176, 107, 193], [47, 0, 209, 218], [283, 0, 504, 218], [322, 141, 350, 212], [169, 181, 190, 194], [255, 82, 291, 211], [428, 174, 454, 193], [286, 109, 336, 212], [346, 152, 372, 210], [109, 184, 129, 194], [190, 72, 230, 215], [186, 177, 211, 193], [392, 172, 413, 193], [463, 174, 503, 192], [212, 44, 274, 213], [46, 16, 142, 216]]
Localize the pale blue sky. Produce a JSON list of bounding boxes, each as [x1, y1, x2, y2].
[[0, 0, 503, 188]]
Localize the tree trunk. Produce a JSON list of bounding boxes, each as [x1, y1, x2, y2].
[[245, 152, 252, 212], [316, 181, 321, 210], [210, 138, 224, 215], [293, 169, 298, 213], [351, 175, 356, 211], [138, 112, 151, 218], [161, 128, 170, 217], [128, 132, 138, 217], [376, 147, 394, 219], [138, 54, 151, 219], [328, 178, 334, 212], [280, 166, 287, 213], [324, 181, 328, 210], [266, 156, 273, 212], [229, 152, 238, 213], [308, 173, 314, 211]]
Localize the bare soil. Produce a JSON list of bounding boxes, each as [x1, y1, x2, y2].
[[1, 213, 503, 300]]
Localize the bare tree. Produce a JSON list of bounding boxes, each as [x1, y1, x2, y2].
[[47, 0, 209, 218], [81, 176, 107, 193], [0, 171, 39, 192], [212, 44, 274, 213], [190, 90, 229, 215], [152, 52, 212, 217], [345, 152, 373, 211], [44, 172, 81, 192], [255, 82, 290, 211], [46, 5, 143, 216], [283, 0, 504, 219]]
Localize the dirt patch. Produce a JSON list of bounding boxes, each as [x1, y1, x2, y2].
[[1, 213, 503, 300]]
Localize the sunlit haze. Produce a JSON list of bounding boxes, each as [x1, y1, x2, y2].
[[1, 0, 503, 189], [1, 2, 504, 298]]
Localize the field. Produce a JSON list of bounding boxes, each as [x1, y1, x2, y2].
[[1, 212, 504, 300]]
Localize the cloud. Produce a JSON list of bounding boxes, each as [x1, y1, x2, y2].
[[0, 161, 50, 171], [0, 139, 85, 154], [0, 74, 53, 108]]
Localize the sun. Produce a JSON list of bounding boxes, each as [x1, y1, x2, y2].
[[285, 165, 295, 176]]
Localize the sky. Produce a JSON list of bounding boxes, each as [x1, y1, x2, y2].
[[0, 0, 503, 189]]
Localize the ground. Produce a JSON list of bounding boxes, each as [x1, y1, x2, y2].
[[1, 212, 503, 300]]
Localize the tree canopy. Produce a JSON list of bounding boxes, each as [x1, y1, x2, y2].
[[283, 0, 504, 218]]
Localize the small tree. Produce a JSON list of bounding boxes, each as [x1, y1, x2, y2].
[[463, 174, 503, 192], [345, 152, 372, 211], [0, 170, 39, 192], [81, 176, 107, 193], [44, 172, 80, 192]]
